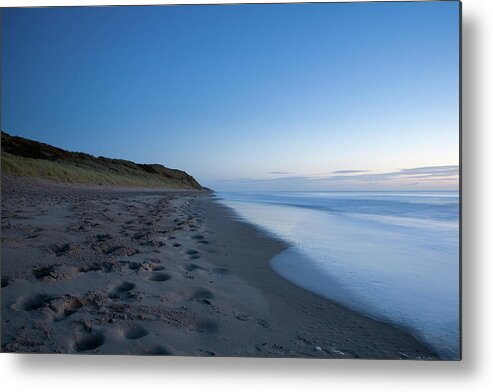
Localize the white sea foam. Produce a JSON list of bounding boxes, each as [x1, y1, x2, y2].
[[217, 191, 460, 359]]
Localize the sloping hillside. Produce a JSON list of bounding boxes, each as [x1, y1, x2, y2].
[[1, 131, 203, 189]]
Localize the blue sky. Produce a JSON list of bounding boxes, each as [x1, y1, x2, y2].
[[1, 2, 460, 191]]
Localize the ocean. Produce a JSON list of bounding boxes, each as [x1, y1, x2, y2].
[[216, 190, 460, 359]]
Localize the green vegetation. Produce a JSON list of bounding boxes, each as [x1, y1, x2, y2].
[[1, 132, 202, 189]]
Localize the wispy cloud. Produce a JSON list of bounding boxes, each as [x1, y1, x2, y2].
[[211, 165, 459, 191], [269, 171, 293, 175], [331, 169, 371, 174], [398, 165, 459, 176], [320, 165, 459, 184]]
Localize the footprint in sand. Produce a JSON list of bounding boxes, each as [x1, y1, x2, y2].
[[49, 243, 74, 257], [14, 293, 51, 311], [73, 332, 105, 352], [184, 263, 208, 272], [193, 320, 219, 334], [122, 324, 149, 340], [96, 233, 113, 242], [190, 289, 214, 305], [148, 272, 172, 282], [146, 346, 172, 355], [49, 296, 83, 320], [132, 233, 147, 240], [14, 293, 83, 321], [150, 264, 165, 271], [1, 276, 9, 288], [212, 267, 230, 275], [128, 261, 141, 271], [141, 261, 166, 272], [108, 281, 136, 300], [32, 264, 59, 280]]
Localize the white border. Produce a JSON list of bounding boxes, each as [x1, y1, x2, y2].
[[2, 0, 492, 391]]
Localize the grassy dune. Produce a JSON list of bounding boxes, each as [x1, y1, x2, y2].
[[1, 132, 203, 189]]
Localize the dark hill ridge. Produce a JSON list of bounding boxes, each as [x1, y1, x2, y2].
[[1, 131, 203, 190]]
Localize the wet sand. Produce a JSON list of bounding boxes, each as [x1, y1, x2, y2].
[[1, 176, 436, 358]]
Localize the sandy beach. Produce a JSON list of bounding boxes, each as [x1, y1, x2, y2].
[[1, 176, 435, 358]]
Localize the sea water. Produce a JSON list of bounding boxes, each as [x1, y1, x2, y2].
[[216, 191, 460, 359]]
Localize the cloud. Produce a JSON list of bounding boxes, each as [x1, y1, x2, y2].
[[319, 165, 459, 184], [210, 165, 459, 191], [331, 169, 371, 174], [398, 165, 459, 176], [269, 171, 293, 175]]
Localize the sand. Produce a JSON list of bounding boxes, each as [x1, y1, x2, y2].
[[0, 176, 436, 358]]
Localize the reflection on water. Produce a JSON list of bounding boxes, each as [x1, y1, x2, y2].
[[217, 191, 460, 359]]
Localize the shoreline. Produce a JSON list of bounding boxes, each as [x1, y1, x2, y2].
[[1, 176, 436, 358], [199, 195, 438, 359], [214, 192, 459, 359]]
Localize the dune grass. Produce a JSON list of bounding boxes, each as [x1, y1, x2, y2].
[[1, 152, 198, 189]]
